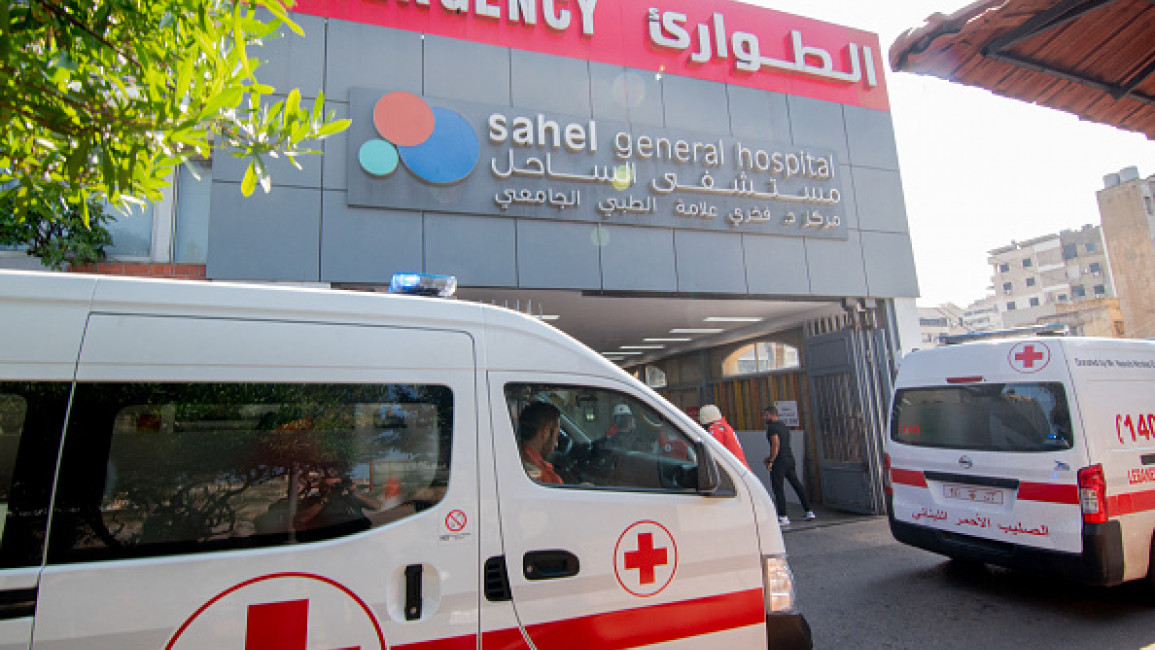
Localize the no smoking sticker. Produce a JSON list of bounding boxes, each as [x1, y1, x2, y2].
[[445, 509, 467, 532], [613, 520, 678, 597]]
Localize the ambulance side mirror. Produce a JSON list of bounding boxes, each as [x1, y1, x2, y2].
[[694, 439, 720, 495]]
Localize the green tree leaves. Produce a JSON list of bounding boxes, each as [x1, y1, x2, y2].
[[0, 0, 350, 236]]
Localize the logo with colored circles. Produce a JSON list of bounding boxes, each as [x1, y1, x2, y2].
[[358, 92, 480, 185]]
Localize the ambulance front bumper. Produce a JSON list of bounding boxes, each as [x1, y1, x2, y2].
[[887, 508, 1126, 586], [765, 612, 812, 650]]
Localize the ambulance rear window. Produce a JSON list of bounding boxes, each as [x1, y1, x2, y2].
[[890, 382, 1073, 452]]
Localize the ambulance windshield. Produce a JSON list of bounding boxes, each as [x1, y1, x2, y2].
[[891, 382, 1073, 452]]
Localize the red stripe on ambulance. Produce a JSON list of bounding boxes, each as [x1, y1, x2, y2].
[[1017, 482, 1079, 505], [890, 468, 926, 487], [394, 589, 764, 650], [1107, 488, 1155, 517]]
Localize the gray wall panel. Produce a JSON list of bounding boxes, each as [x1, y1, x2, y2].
[[851, 167, 909, 233], [743, 234, 810, 295], [321, 103, 349, 191], [674, 230, 747, 294], [326, 24, 423, 100], [844, 105, 900, 171], [207, 184, 320, 281], [787, 96, 848, 161], [320, 194, 422, 283], [516, 220, 601, 289], [806, 231, 868, 296], [591, 65, 665, 126], [600, 226, 676, 291], [662, 76, 728, 134], [255, 14, 325, 99], [512, 50, 590, 115], [861, 231, 920, 297], [727, 86, 791, 142], [839, 164, 859, 230], [423, 36, 510, 105], [424, 213, 516, 286]]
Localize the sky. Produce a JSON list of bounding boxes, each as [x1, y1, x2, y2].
[[749, 0, 1155, 308]]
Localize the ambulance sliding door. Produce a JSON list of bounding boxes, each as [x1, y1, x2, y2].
[[33, 315, 479, 650], [488, 374, 767, 649]]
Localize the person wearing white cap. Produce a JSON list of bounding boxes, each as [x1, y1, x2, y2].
[[698, 405, 750, 470]]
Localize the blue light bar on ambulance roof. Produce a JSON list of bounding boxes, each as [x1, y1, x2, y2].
[[388, 273, 457, 298]]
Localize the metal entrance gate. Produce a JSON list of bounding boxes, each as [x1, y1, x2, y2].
[[803, 308, 896, 514]]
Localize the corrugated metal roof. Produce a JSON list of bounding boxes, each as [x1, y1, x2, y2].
[[889, 0, 1155, 139]]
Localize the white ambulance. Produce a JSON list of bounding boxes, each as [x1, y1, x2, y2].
[[885, 336, 1155, 586], [0, 269, 810, 650]]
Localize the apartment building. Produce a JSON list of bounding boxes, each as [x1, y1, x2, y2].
[[1098, 166, 1155, 339], [988, 224, 1116, 331]]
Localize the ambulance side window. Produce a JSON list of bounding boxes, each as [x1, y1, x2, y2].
[[47, 383, 453, 564], [0, 383, 70, 568], [505, 383, 706, 493]]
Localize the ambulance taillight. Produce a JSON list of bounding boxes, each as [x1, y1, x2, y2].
[[1077, 464, 1108, 524]]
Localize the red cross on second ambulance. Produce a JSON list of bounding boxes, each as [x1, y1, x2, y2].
[[613, 521, 678, 597], [1008, 341, 1051, 373]]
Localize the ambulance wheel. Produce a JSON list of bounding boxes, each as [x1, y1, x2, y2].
[[945, 556, 985, 574], [1146, 539, 1155, 588]]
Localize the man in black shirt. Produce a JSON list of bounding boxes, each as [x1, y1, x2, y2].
[[763, 406, 815, 526]]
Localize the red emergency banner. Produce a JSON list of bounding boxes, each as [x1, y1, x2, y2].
[[291, 0, 890, 111]]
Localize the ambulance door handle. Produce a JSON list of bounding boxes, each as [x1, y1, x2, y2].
[[523, 550, 580, 580], [404, 564, 422, 621]]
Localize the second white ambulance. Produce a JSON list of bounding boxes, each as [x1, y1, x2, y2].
[[886, 336, 1155, 586]]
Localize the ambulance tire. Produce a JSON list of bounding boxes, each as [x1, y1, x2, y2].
[[1146, 538, 1155, 588], [944, 555, 986, 576]]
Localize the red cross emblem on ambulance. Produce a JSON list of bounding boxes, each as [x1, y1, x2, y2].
[[165, 573, 385, 650], [613, 520, 678, 597], [1008, 341, 1051, 374]]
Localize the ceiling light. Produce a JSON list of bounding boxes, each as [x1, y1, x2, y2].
[[621, 345, 665, 350], [704, 316, 763, 323], [669, 328, 724, 334], [644, 337, 692, 343], [534, 314, 560, 321], [602, 351, 643, 356]]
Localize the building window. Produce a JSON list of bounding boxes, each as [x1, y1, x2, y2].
[[1094, 284, 1106, 296], [1088, 262, 1101, 275], [644, 366, 667, 388], [1026, 277, 1036, 287], [998, 263, 1010, 273], [104, 203, 155, 258], [723, 341, 801, 377], [1062, 243, 1078, 260], [1072, 285, 1086, 298], [1002, 282, 1013, 294], [1058, 294, 1068, 302], [1022, 258, 1033, 268], [1029, 297, 1040, 307], [1006, 302, 1016, 311], [1085, 242, 1096, 253]]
